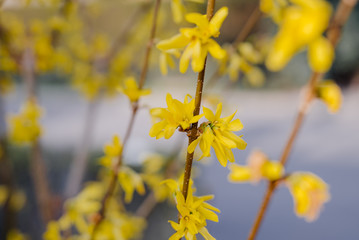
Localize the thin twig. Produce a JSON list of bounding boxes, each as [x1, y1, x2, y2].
[[90, 0, 161, 238], [247, 1, 357, 239], [181, 0, 215, 202]]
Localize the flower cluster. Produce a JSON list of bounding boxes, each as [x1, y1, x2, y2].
[[263, 0, 334, 72], [163, 179, 219, 240], [228, 150, 284, 183], [99, 135, 145, 203], [150, 94, 246, 167], [157, 7, 228, 73], [188, 103, 247, 167], [150, 94, 203, 139], [219, 42, 266, 87], [8, 100, 43, 144], [43, 182, 146, 240]]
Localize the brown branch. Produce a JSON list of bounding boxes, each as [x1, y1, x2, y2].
[[90, 0, 162, 238], [21, 46, 55, 224], [247, 1, 358, 239], [181, 0, 215, 202]]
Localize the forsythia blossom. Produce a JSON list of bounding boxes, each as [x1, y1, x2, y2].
[[188, 103, 247, 167], [9, 100, 43, 144], [149, 94, 203, 139], [157, 7, 228, 73], [118, 77, 151, 102], [164, 179, 219, 240], [285, 172, 330, 222], [228, 150, 284, 183], [99, 135, 145, 203], [264, 0, 334, 72], [316, 80, 342, 113]]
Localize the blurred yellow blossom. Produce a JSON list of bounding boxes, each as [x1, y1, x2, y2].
[[6, 229, 28, 240], [9, 100, 43, 144], [171, 0, 186, 23], [99, 135, 123, 168], [265, 0, 333, 72], [149, 94, 203, 139], [228, 150, 284, 183], [157, 7, 228, 73], [316, 80, 342, 113], [118, 166, 146, 203], [43, 222, 62, 240], [188, 103, 247, 167], [285, 172, 330, 222], [118, 77, 151, 103], [159, 49, 181, 75], [260, 0, 288, 23], [141, 154, 175, 202]]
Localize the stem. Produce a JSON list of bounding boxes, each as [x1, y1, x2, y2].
[[21, 45, 54, 224], [181, 0, 215, 201], [30, 141, 54, 223], [139, 0, 161, 90], [90, 0, 161, 237], [247, 1, 357, 239]]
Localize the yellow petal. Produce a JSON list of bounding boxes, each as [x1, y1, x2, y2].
[[157, 34, 189, 50], [209, 6, 228, 37], [208, 39, 226, 59], [308, 37, 334, 73]]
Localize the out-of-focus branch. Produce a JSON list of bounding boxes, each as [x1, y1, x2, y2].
[[247, 1, 358, 239], [90, 0, 162, 238], [21, 45, 54, 224]]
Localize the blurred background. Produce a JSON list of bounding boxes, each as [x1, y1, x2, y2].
[[0, 0, 359, 239]]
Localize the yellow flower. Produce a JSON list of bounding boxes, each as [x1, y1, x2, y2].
[[285, 172, 330, 222], [43, 222, 62, 240], [118, 77, 151, 102], [227, 164, 252, 182], [118, 166, 146, 203], [6, 229, 28, 240], [260, 0, 288, 23], [157, 7, 228, 73], [168, 181, 219, 240], [9, 100, 43, 144], [316, 80, 342, 113], [99, 135, 123, 168], [228, 150, 284, 183], [141, 154, 174, 202], [149, 94, 203, 139], [159, 49, 181, 75], [188, 103, 247, 167], [171, 0, 186, 23], [265, 0, 332, 71]]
